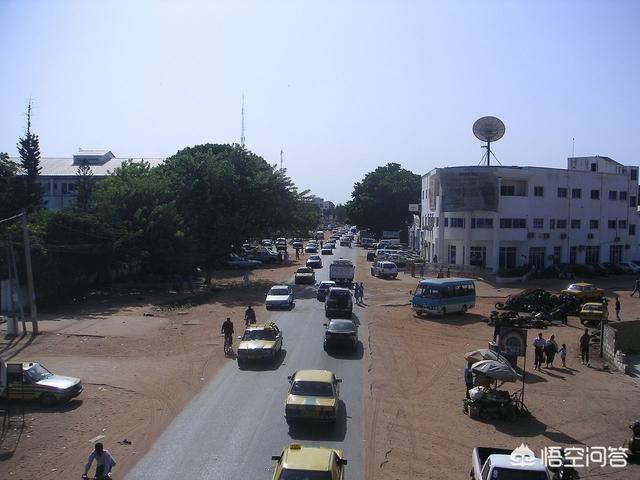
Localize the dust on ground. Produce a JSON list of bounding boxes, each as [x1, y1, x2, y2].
[[0, 261, 302, 479], [359, 257, 640, 480]]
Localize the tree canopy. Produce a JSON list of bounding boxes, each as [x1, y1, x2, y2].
[[16, 102, 43, 212], [345, 163, 420, 240]]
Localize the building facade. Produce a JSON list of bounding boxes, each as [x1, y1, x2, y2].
[[10, 149, 165, 210], [420, 156, 639, 273]]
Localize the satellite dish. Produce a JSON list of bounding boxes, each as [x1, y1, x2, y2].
[[473, 116, 505, 142], [473, 116, 505, 166]]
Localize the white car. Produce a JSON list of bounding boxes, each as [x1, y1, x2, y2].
[[265, 285, 294, 309], [371, 261, 398, 279], [616, 261, 640, 274]]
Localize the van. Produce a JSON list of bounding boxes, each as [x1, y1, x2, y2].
[[371, 261, 398, 279]]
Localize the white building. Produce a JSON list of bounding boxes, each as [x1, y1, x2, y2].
[[420, 156, 639, 272], [11, 149, 165, 210]]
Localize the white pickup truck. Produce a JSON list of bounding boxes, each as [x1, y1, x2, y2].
[[471, 447, 551, 480], [329, 258, 355, 285]]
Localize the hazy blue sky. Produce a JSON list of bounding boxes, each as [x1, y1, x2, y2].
[[2, 0, 639, 203]]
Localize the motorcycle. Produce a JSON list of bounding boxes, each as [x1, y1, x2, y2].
[[627, 420, 640, 458]]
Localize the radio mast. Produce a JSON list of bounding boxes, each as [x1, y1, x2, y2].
[[280, 149, 284, 170], [240, 94, 246, 147]]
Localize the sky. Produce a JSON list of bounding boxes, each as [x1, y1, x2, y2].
[[1, 0, 639, 204]]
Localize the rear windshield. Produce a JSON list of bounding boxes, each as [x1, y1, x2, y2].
[[242, 330, 276, 341], [290, 381, 334, 397], [329, 320, 355, 332], [492, 468, 549, 480], [280, 470, 331, 480], [330, 290, 351, 299], [271, 288, 290, 296]]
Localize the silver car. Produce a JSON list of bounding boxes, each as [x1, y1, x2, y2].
[[265, 285, 294, 309]]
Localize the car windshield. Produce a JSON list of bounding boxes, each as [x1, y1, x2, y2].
[[310, 256, 320, 261], [26, 364, 53, 382], [319, 283, 335, 290], [329, 320, 355, 332], [280, 470, 332, 480], [270, 288, 290, 296], [297, 268, 312, 273], [243, 330, 276, 341], [492, 468, 549, 480], [290, 381, 334, 397]]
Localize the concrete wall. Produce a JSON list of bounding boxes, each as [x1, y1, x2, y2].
[[603, 320, 640, 373]]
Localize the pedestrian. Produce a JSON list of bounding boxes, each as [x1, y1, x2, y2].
[[419, 263, 425, 278], [533, 332, 546, 370], [243, 270, 250, 288], [284, 250, 289, 264], [631, 278, 640, 296], [433, 254, 438, 264], [615, 297, 621, 321], [464, 361, 474, 399], [437, 268, 444, 279], [559, 343, 567, 367], [580, 328, 590, 366], [561, 300, 568, 325], [493, 314, 502, 343], [295, 248, 300, 259], [277, 251, 283, 263], [359, 282, 364, 304], [544, 334, 558, 368], [446, 267, 451, 278]]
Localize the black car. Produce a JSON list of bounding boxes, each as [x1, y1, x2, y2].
[[366, 251, 376, 262], [323, 319, 358, 351], [325, 287, 353, 318], [316, 281, 336, 301]]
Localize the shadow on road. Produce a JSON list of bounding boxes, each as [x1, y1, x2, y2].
[[287, 400, 347, 442], [325, 341, 364, 361], [414, 312, 487, 326], [237, 349, 288, 371]]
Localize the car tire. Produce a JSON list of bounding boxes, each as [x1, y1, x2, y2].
[[461, 304, 468, 314], [41, 393, 57, 406]]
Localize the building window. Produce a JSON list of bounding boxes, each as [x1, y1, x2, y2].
[[620, 191, 628, 201], [499, 247, 517, 270], [609, 191, 618, 200], [549, 219, 556, 229], [500, 185, 515, 196], [556, 219, 567, 229], [471, 218, 493, 229], [571, 188, 582, 199], [557, 188, 568, 198], [589, 220, 599, 229], [585, 246, 599, 265], [590, 163, 597, 172], [449, 218, 464, 228], [610, 244, 623, 264], [630, 196, 637, 208], [632, 169, 638, 181], [619, 220, 627, 229], [553, 246, 562, 264], [435, 217, 438, 227], [570, 246, 577, 264], [444, 217, 449, 227], [571, 219, 581, 229], [499, 218, 526, 229], [529, 247, 546, 271], [591, 189, 600, 200], [533, 218, 544, 229], [534, 186, 544, 197], [630, 224, 636, 236], [447, 245, 456, 264], [608, 219, 617, 229]]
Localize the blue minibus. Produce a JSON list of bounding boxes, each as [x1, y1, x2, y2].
[[411, 278, 476, 315]]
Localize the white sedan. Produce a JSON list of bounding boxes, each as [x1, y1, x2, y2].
[[265, 285, 294, 310]]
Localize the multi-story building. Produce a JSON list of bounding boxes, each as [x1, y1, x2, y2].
[[420, 156, 639, 273], [10, 149, 165, 210]]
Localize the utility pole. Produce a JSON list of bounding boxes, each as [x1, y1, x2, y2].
[[4, 243, 17, 336], [240, 94, 246, 147], [21, 210, 38, 334], [9, 242, 26, 334]]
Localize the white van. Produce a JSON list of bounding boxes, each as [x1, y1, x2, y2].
[[371, 261, 398, 279]]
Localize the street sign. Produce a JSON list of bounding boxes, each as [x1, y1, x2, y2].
[[408, 204, 420, 212], [499, 327, 528, 357]]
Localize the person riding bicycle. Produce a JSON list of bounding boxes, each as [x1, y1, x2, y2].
[[244, 305, 256, 326], [221, 317, 234, 351], [82, 442, 116, 479]]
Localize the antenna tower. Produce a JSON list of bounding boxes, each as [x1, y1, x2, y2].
[[280, 149, 284, 170], [240, 94, 245, 147]]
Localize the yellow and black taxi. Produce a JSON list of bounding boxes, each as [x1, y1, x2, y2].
[[285, 369, 340, 424], [237, 322, 283, 366], [271, 443, 347, 480], [561, 282, 604, 301], [579, 302, 609, 325], [5, 361, 83, 405]]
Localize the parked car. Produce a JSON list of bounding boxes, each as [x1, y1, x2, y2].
[[323, 319, 358, 351], [285, 369, 341, 424], [579, 302, 609, 325], [471, 447, 551, 480], [561, 282, 604, 300], [316, 280, 336, 301], [227, 255, 262, 269], [5, 361, 83, 405], [248, 249, 279, 264], [261, 239, 273, 247], [325, 287, 353, 318], [371, 261, 398, 279], [307, 255, 323, 269], [294, 267, 316, 284], [237, 322, 283, 366], [366, 251, 376, 262], [266, 285, 294, 309], [616, 261, 640, 274]]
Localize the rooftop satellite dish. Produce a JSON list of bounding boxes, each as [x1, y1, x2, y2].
[[473, 116, 505, 166]]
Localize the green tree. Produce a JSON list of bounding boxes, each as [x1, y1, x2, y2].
[[75, 162, 94, 210], [17, 101, 43, 212], [345, 163, 420, 240], [0, 152, 20, 219], [334, 203, 347, 223]]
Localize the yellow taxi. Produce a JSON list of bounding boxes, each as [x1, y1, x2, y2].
[[561, 282, 604, 301], [271, 443, 347, 480], [579, 302, 609, 325], [236, 322, 283, 367], [285, 369, 341, 424]]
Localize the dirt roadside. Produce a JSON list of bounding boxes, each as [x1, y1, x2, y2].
[[0, 260, 302, 479], [359, 255, 640, 480]]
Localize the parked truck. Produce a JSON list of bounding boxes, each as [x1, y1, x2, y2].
[[471, 447, 551, 480], [329, 258, 355, 285]]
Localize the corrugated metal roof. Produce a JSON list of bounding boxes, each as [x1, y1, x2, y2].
[[9, 156, 166, 177]]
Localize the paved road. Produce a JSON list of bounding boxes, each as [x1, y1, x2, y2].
[[126, 245, 365, 480]]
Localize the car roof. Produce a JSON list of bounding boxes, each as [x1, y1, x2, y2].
[[245, 322, 278, 331], [270, 285, 290, 290], [417, 277, 474, 286], [319, 281, 336, 286], [582, 302, 605, 308], [488, 454, 546, 471], [569, 282, 593, 287], [329, 287, 350, 293], [280, 444, 341, 471], [297, 267, 312, 272], [293, 369, 334, 382]]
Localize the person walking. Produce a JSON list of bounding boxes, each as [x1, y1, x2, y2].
[[580, 328, 590, 366], [544, 334, 559, 368], [615, 297, 621, 321], [437, 268, 444, 279], [82, 442, 116, 480], [243, 270, 250, 288], [464, 361, 474, 399], [533, 332, 546, 370], [433, 254, 438, 264], [559, 343, 567, 367], [631, 278, 640, 296], [419, 263, 425, 278], [284, 250, 289, 264], [359, 282, 364, 304], [295, 247, 300, 260]]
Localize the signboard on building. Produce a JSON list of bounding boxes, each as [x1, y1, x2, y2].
[[438, 168, 498, 212], [408, 204, 420, 212]]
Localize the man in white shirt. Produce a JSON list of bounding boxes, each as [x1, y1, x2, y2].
[[533, 333, 546, 370], [82, 442, 116, 479]]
